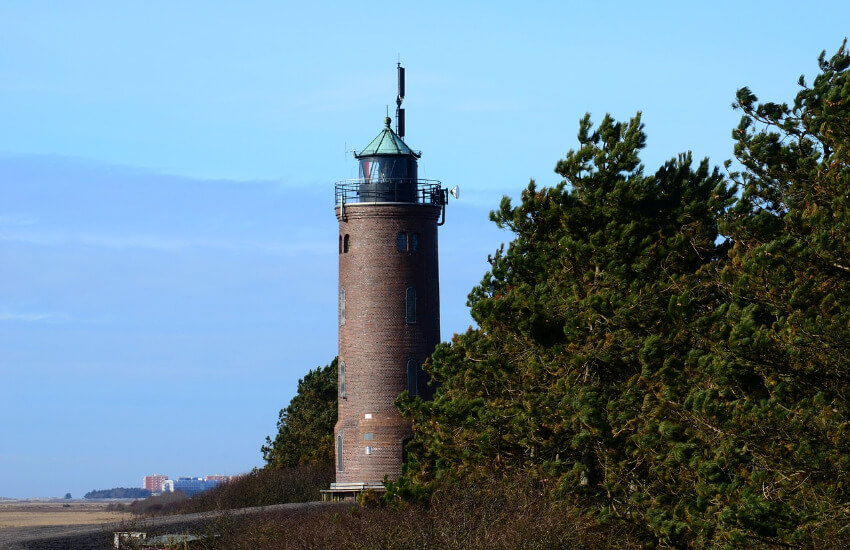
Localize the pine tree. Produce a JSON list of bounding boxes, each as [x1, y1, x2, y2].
[[397, 113, 733, 546], [395, 42, 850, 547], [262, 358, 338, 469], [690, 41, 850, 545]]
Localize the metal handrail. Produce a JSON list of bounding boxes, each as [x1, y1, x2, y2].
[[334, 179, 443, 206]]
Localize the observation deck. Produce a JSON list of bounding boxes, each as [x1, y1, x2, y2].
[[334, 179, 443, 206]]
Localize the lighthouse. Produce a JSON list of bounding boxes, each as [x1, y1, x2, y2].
[[327, 66, 451, 498]]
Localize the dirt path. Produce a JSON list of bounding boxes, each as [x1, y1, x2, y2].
[[0, 501, 341, 549]]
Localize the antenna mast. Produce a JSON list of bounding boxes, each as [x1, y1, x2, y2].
[[396, 63, 405, 138]]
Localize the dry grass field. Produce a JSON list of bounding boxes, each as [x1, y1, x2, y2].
[[0, 501, 129, 528]]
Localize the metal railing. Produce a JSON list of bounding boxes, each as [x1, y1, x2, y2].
[[334, 179, 443, 206]]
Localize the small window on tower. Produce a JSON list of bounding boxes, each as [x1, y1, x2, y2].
[[339, 361, 346, 398], [336, 435, 344, 471], [406, 287, 417, 324], [397, 232, 407, 252], [339, 235, 342, 254], [411, 232, 420, 251], [407, 358, 418, 396], [339, 288, 346, 325], [343, 234, 350, 253]]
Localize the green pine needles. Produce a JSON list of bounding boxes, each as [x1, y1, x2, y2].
[[393, 42, 850, 548]]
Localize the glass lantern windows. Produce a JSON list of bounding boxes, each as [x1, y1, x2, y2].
[[359, 157, 417, 183]]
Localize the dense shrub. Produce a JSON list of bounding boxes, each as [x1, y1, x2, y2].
[[107, 490, 188, 515], [201, 476, 641, 550], [117, 465, 332, 517], [176, 465, 334, 514]]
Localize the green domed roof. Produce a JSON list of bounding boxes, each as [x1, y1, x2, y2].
[[356, 117, 421, 158]]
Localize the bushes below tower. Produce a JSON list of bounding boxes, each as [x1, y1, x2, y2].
[[176, 465, 334, 514], [189, 475, 644, 549], [118, 466, 335, 516]]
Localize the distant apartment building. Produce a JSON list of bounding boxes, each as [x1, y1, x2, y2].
[[142, 474, 168, 493], [161, 476, 223, 497]]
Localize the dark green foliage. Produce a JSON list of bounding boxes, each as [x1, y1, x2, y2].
[[396, 112, 733, 546], [262, 358, 338, 469], [698, 39, 850, 543], [395, 41, 850, 548]]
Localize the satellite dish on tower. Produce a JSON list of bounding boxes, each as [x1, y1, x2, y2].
[[450, 186, 460, 200]]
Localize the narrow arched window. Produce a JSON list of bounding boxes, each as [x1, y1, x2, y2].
[[339, 288, 346, 325], [339, 360, 346, 398], [336, 435, 344, 471], [410, 232, 420, 252], [339, 235, 342, 254], [407, 358, 418, 396], [397, 232, 407, 252], [406, 287, 416, 324], [343, 234, 350, 253]]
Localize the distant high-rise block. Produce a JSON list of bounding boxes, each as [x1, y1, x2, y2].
[[162, 476, 222, 497], [143, 474, 168, 493]]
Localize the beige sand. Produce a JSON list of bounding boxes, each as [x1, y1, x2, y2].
[[0, 501, 129, 528]]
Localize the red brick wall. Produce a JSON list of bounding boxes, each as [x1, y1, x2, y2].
[[334, 202, 441, 483]]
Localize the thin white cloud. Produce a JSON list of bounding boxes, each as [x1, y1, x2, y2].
[[0, 310, 70, 322]]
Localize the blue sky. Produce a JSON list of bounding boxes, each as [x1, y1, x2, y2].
[[1, 1, 848, 499]]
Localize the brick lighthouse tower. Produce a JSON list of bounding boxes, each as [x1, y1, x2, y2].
[[327, 66, 452, 498]]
